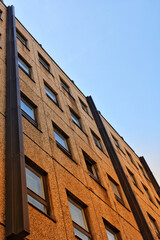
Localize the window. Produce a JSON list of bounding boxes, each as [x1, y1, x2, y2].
[[126, 151, 134, 164], [16, 30, 27, 47], [112, 135, 120, 148], [104, 219, 121, 240], [80, 99, 89, 114], [21, 95, 37, 126], [106, 228, 118, 240], [143, 185, 153, 202], [70, 109, 82, 128], [148, 214, 160, 237], [61, 78, 70, 94], [0, 10, 2, 20], [53, 124, 70, 153], [38, 53, 50, 72], [68, 197, 91, 240], [25, 161, 49, 214], [18, 55, 31, 76], [109, 177, 124, 205], [91, 131, 103, 150], [83, 152, 99, 180], [128, 169, 137, 187], [139, 164, 148, 179], [45, 84, 58, 105]]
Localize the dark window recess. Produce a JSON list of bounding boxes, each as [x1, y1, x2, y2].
[[126, 151, 134, 164], [16, 30, 27, 47], [70, 109, 82, 129], [139, 164, 148, 179], [21, 95, 37, 126], [0, 10, 2, 20], [143, 185, 153, 203], [68, 197, 92, 240], [128, 169, 138, 187], [148, 214, 160, 238], [18, 55, 31, 76], [112, 135, 120, 148], [109, 176, 124, 205], [83, 152, 99, 180], [38, 54, 50, 72], [25, 161, 50, 214], [45, 84, 58, 105], [61, 78, 71, 94], [80, 99, 89, 114], [91, 131, 103, 150]]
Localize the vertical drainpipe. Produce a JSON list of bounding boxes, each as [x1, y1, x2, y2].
[[6, 5, 30, 239], [87, 96, 154, 240], [140, 156, 160, 197]]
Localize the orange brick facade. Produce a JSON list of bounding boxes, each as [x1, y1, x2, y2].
[[0, 2, 160, 240]]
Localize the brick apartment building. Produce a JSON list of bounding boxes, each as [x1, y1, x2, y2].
[[0, 1, 160, 240]]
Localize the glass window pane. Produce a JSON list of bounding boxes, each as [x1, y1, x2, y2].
[[54, 129, 68, 150], [26, 167, 44, 198], [113, 137, 119, 147], [130, 174, 136, 185], [61, 81, 70, 93], [127, 152, 133, 163], [93, 135, 102, 149], [74, 227, 89, 240], [27, 194, 46, 213], [45, 85, 57, 103], [17, 31, 27, 46], [18, 57, 30, 75], [86, 161, 94, 175], [39, 57, 49, 70], [71, 113, 81, 127], [106, 229, 117, 240], [68, 200, 87, 230], [150, 218, 159, 234], [110, 181, 122, 200], [21, 99, 35, 120], [81, 101, 88, 114]]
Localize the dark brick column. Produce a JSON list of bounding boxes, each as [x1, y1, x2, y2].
[[6, 5, 30, 240], [140, 156, 160, 197], [87, 96, 154, 240]]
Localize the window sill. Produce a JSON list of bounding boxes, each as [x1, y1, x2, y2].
[[117, 146, 125, 155], [89, 174, 106, 190], [149, 199, 158, 208], [56, 142, 77, 164], [134, 184, 143, 193], [17, 38, 30, 51], [62, 86, 75, 101], [83, 108, 93, 120], [18, 65, 35, 82], [46, 94, 63, 112], [115, 196, 130, 211], [72, 121, 88, 137], [22, 112, 42, 133], [28, 202, 56, 222], [95, 144, 109, 157], [39, 62, 54, 77]]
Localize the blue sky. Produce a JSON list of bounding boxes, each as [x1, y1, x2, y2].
[[4, 0, 160, 184]]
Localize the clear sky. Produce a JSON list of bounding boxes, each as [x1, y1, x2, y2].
[[4, 0, 160, 184]]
